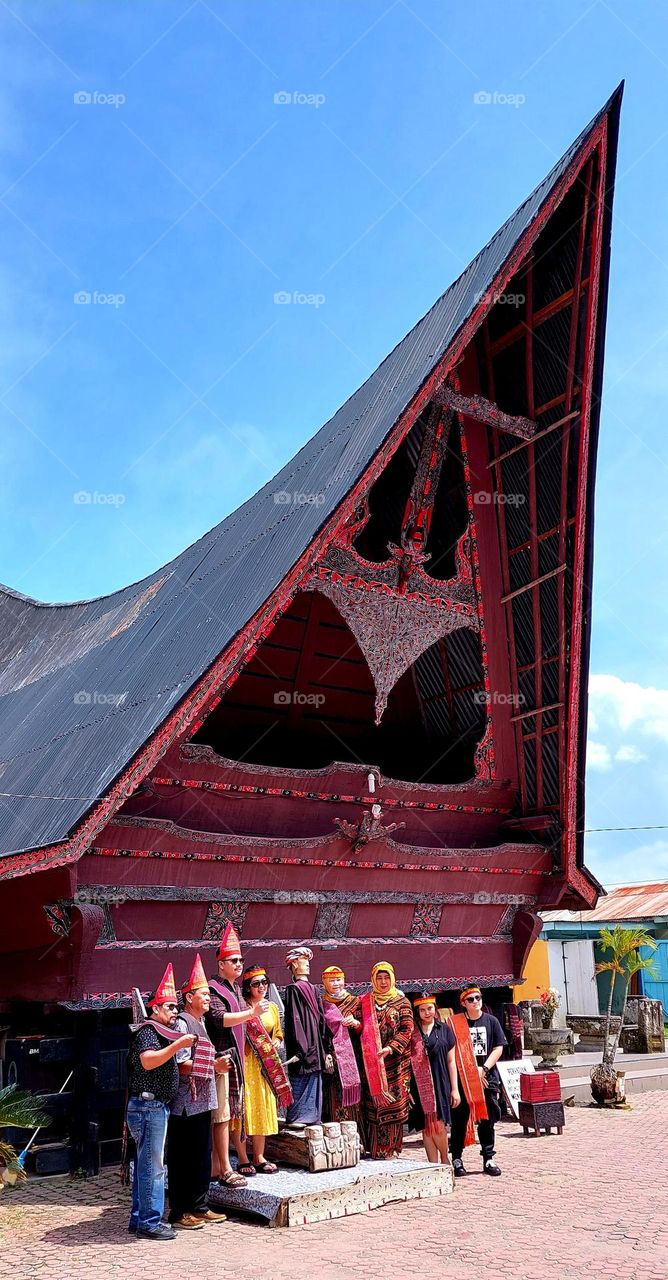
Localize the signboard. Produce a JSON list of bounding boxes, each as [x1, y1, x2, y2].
[[497, 1059, 535, 1118]]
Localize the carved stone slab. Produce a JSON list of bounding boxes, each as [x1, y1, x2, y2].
[[264, 1121, 361, 1171], [207, 1156, 454, 1227]]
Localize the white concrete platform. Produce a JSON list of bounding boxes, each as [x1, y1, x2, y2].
[[207, 1156, 454, 1227]]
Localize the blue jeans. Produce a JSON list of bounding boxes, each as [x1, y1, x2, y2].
[[126, 1098, 169, 1231]]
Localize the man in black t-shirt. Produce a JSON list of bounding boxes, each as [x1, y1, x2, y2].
[[450, 985, 507, 1178], [126, 963, 195, 1241]]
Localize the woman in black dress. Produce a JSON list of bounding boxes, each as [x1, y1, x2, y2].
[[409, 997, 460, 1165]]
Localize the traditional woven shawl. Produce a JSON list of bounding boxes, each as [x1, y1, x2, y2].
[[178, 1011, 216, 1102], [128, 1018, 183, 1042], [409, 1025, 443, 1137], [450, 1012, 488, 1147], [502, 1002, 524, 1060], [209, 977, 245, 1063], [359, 991, 391, 1104], [323, 1001, 361, 1108], [246, 1012, 293, 1109]]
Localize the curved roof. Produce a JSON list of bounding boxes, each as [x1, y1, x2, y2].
[[0, 86, 622, 860]]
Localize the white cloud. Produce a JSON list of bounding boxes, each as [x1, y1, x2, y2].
[[589, 673, 668, 743], [614, 744, 647, 764], [587, 740, 612, 771]]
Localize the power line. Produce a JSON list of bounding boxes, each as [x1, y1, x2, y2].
[[584, 824, 668, 833]]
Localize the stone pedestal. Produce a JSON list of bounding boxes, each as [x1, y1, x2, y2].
[[566, 1014, 621, 1052], [620, 998, 665, 1054], [207, 1158, 454, 1227], [264, 1121, 361, 1172]]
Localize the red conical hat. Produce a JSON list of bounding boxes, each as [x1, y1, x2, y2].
[[217, 922, 242, 961], [147, 963, 177, 1007], [181, 953, 208, 995]]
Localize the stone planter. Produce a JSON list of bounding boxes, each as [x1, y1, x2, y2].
[[530, 1028, 571, 1070], [566, 1014, 621, 1052]]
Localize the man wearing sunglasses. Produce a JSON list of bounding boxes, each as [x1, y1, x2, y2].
[[207, 923, 269, 1185], [450, 985, 506, 1179], [126, 963, 196, 1240]]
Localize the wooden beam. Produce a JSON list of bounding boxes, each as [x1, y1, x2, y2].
[[488, 279, 590, 357], [511, 701, 564, 724], [501, 564, 566, 604], [434, 385, 536, 440], [488, 412, 579, 468]]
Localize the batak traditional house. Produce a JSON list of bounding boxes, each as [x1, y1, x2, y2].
[[0, 88, 621, 1170]]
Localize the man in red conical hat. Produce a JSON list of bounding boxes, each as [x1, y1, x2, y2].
[[206, 923, 269, 1186], [166, 955, 228, 1229], [126, 962, 196, 1241]]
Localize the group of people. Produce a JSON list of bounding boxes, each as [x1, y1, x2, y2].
[[125, 928, 508, 1242]]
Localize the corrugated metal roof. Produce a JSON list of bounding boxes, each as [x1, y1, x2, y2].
[[0, 88, 621, 859], [543, 883, 668, 924]]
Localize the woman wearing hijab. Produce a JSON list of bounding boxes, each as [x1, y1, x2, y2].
[[360, 962, 413, 1159]]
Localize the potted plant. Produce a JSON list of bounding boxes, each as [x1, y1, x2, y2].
[[590, 926, 657, 1106], [539, 987, 561, 1028], [0, 1084, 51, 1190], [530, 988, 570, 1069]]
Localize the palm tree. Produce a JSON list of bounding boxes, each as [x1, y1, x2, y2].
[[590, 926, 657, 1105], [0, 1084, 51, 1188]]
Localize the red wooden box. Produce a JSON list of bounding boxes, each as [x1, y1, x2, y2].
[[520, 1071, 561, 1103]]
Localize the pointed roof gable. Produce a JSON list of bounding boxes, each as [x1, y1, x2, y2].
[[0, 87, 622, 869]]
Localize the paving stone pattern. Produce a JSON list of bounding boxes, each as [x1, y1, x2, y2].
[[2, 1091, 667, 1280]]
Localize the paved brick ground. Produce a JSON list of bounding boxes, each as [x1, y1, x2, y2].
[[2, 1092, 667, 1280]]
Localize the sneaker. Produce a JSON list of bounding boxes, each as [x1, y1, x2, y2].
[[483, 1158, 502, 1176], [136, 1224, 177, 1241], [196, 1209, 227, 1224], [452, 1158, 467, 1177], [128, 1223, 138, 1235], [172, 1213, 205, 1230]]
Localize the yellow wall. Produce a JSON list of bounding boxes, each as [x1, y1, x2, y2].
[[513, 938, 550, 1003]]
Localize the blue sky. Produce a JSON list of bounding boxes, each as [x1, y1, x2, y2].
[[2, 1, 668, 888]]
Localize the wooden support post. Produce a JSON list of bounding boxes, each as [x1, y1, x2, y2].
[[70, 1011, 100, 1177]]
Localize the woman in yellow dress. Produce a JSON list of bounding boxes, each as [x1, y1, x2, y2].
[[241, 967, 282, 1172]]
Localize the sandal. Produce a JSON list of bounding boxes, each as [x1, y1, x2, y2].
[[253, 1161, 278, 1174], [237, 1163, 257, 1177], [217, 1171, 246, 1189]]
